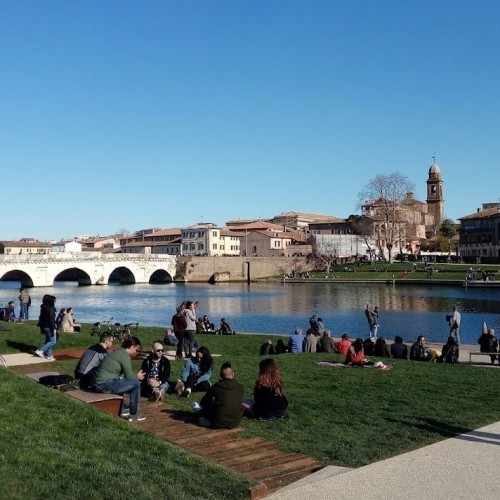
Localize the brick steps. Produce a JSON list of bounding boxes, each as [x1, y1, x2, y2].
[[137, 402, 322, 498]]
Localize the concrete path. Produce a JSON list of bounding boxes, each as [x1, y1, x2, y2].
[[1, 352, 55, 367], [269, 420, 500, 499]]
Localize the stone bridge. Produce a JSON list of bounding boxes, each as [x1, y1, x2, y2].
[[0, 254, 177, 287]]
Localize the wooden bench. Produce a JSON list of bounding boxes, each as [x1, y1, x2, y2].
[[27, 371, 124, 416], [469, 352, 499, 364]]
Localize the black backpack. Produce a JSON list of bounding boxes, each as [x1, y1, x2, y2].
[[39, 374, 80, 391]]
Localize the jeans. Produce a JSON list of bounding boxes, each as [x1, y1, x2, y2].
[[174, 331, 184, 359], [20, 303, 29, 320], [183, 330, 196, 357], [94, 377, 141, 415], [40, 327, 57, 357]]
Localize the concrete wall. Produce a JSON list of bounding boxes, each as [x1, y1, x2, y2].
[[177, 256, 310, 282]]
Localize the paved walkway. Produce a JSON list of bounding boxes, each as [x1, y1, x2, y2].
[[269, 420, 500, 499]]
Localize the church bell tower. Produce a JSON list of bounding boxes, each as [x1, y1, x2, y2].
[[426, 160, 444, 226]]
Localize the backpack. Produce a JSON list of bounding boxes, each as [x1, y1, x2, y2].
[[38, 374, 80, 391]]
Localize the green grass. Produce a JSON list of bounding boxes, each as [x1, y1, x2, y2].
[[2, 322, 500, 495]]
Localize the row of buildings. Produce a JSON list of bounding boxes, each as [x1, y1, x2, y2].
[[1, 163, 499, 262]]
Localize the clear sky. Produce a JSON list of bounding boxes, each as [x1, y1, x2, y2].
[[2, 1, 499, 241]]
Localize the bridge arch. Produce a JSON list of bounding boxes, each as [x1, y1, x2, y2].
[[0, 269, 34, 288], [53, 267, 92, 286], [108, 266, 136, 285], [148, 268, 173, 284]]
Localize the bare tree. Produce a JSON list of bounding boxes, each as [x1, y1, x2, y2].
[[313, 236, 340, 272], [347, 214, 376, 261], [357, 173, 415, 263]]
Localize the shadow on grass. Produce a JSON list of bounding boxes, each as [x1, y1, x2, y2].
[[6, 339, 37, 353], [387, 416, 471, 438]]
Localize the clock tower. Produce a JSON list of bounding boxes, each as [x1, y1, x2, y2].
[[426, 161, 444, 226]]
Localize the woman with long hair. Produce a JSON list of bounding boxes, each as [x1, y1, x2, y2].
[[247, 358, 288, 420], [175, 345, 213, 397], [34, 295, 57, 361]]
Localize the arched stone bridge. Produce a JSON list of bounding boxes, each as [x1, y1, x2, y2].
[[0, 253, 177, 287]]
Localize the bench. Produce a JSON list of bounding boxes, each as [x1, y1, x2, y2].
[[468, 352, 499, 364], [27, 371, 124, 416]]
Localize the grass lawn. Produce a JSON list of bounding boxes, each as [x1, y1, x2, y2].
[[2, 321, 500, 496]]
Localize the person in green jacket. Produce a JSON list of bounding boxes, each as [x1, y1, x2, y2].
[[192, 363, 244, 429], [93, 336, 146, 422]]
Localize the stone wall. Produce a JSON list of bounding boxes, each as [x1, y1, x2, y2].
[[176, 256, 310, 282]]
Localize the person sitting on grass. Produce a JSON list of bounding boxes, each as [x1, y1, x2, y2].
[[74, 333, 113, 389], [320, 329, 336, 353], [260, 339, 276, 356], [374, 337, 390, 358], [275, 339, 288, 354], [438, 336, 459, 364], [335, 333, 352, 355], [175, 346, 213, 397], [244, 358, 288, 421], [345, 338, 374, 366], [303, 329, 318, 353], [163, 328, 178, 347], [288, 327, 304, 353], [141, 341, 171, 402], [59, 307, 81, 333], [93, 336, 146, 422], [409, 335, 431, 362], [191, 362, 244, 429], [390, 336, 408, 359]]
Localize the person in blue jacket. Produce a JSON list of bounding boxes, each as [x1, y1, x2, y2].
[[175, 345, 213, 397], [288, 327, 304, 353]]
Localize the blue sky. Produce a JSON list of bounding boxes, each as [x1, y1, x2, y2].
[[2, 1, 499, 241]]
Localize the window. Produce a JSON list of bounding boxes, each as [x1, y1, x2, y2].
[[198, 243, 204, 250], [212, 243, 218, 250]]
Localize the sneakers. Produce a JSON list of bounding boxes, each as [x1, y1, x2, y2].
[[198, 416, 211, 427], [45, 356, 55, 361], [34, 349, 44, 358], [149, 389, 164, 402], [191, 401, 201, 412], [128, 414, 146, 422], [120, 405, 130, 418], [182, 388, 191, 398]]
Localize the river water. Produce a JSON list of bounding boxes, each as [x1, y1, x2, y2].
[[1, 281, 499, 345]]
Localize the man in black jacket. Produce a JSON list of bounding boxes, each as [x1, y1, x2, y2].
[[140, 341, 171, 401], [75, 333, 113, 389]]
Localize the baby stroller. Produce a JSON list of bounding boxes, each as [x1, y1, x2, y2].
[[216, 318, 235, 335]]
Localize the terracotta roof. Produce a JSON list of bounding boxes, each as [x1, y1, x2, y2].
[[146, 228, 182, 237], [459, 207, 500, 220], [0, 240, 51, 248], [121, 240, 181, 248], [272, 211, 335, 220], [227, 221, 286, 232], [220, 228, 244, 237]]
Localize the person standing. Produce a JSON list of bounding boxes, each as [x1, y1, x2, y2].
[[372, 306, 380, 339], [365, 304, 376, 337], [183, 300, 197, 358], [449, 305, 461, 344], [18, 288, 31, 321], [172, 303, 187, 360], [34, 295, 57, 361]]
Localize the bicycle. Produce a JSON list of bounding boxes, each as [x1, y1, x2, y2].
[[118, 322, 139, 342], [91, 318, 125, 341]]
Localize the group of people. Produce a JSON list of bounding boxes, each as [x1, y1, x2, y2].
[[55, 307, 81, 333], [73, 334, 288, 427], [0, 288, 32, 322]]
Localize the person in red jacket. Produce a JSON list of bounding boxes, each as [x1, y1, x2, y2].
[[335, 333, 352, 355], [346, 338, 369, 366]]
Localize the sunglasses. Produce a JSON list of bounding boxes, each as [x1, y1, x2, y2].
[[155, 349, 164, 352]]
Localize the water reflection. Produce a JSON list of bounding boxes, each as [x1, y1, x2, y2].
[[0, 281, 499, 345]]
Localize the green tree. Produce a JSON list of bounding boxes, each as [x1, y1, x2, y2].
[[439, 219, 457, 254]]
